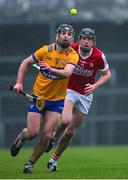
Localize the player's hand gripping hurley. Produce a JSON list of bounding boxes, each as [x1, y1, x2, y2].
[[10, 85, 45, 111]]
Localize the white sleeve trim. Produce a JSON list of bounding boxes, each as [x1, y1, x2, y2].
[[100, 52, 109, 72]]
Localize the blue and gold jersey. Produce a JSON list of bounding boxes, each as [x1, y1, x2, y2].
[[32, 43, 78, 101]]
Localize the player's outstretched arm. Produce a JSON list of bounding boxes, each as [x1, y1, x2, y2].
[[38, 61, 76, 78], [14, 56, 35, 93]]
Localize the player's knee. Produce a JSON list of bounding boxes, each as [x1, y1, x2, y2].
[[65, 128, 75, 138], [43, 131, 52, 141], [62, 117, 72, 126], [28, 129, 39, 139], [23, 128, 39, 139]]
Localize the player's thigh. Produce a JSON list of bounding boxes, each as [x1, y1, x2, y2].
[[43, 111, 61, 134], [62, 99, 74, 123], [27, 112, 42, 133]]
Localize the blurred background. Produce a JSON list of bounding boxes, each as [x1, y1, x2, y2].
[[0, 0, 128, 148]]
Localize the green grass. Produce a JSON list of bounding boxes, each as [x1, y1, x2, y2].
[[0, 146, 128, 179]]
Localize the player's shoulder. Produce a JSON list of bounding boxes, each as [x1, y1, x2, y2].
[[71, 43, 79, 51], [37, 43, 55, 53], [69, 47, 79, 59], [66, 46, 79, 63], [93, 47, 104, 57]]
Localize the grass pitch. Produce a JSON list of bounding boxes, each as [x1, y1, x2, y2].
[[0, 146, 128, 179]]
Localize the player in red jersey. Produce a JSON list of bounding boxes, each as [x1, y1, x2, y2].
[[47, 28, 111, 171]]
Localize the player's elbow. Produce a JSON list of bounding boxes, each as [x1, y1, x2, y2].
[[107, 70, 112, 80], [64, 68, 74, 78], [60, 71, 72, 78], [104, 69, 111, 81], [64, 71, 72, 78], [64, 64, 75, 78]]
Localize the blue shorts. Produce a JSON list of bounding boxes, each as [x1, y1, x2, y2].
[[28, 96, 64, 115]]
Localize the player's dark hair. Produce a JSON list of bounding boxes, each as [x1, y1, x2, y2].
[[79, 28, 96, 40], [78, 28, 96, 47], [56, 24, 75, 35]]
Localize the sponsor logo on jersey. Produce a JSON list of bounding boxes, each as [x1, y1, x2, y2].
[[73, 65, 93, 77], [40, 69, 62, 79], [90, 63, 94, 67], [62, 59, 66, 65]]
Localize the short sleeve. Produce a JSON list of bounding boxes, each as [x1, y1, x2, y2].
[[32, 46, 48, 63], [67, 52, 79, 66], [99, 52, 109, 71]]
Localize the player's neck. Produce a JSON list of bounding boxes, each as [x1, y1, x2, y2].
[[79, 46, 93, 59], [56, 43, 70, 53], [80, 49, 91, 57]]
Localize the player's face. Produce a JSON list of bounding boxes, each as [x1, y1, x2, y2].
[[57, 30, 73, 48], [79, 36, 94, 53]]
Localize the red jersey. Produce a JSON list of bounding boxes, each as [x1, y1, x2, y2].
[[68, 43, 109, 94]]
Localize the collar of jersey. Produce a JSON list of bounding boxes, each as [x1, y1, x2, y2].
[[78, 46, 93, 60]]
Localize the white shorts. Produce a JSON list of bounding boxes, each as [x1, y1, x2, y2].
[[66, 89, 93, 115]]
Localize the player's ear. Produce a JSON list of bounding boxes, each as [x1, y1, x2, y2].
[[93, 40, 96, 47], [70, 36, 74, 43]]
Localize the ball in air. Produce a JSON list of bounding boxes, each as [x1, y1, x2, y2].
[[69, 8, 78, 16]]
